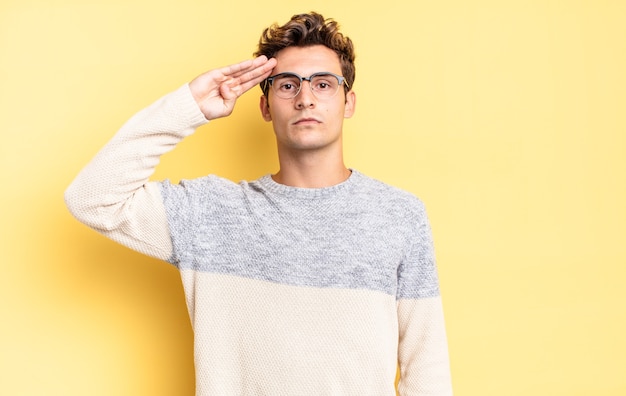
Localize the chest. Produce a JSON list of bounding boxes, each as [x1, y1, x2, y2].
[[185, 200, 412, 295]]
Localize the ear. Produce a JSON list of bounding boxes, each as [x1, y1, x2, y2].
[[259, 95, 272, 122], [343, 90, 356, 119]]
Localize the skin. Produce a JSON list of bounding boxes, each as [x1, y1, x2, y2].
[[260, 45, 356, 187], [188, 45, 356, 188], [189, 55, 277, 121]]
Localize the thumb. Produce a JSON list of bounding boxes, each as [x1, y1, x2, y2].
[[220, 79, 242, 101], [220, 81, 244, 114]]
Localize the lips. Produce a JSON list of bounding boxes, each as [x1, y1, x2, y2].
[[294, 117, 321, 125]]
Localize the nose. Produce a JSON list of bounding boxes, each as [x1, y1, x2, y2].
[[295, 80, 315, 109]]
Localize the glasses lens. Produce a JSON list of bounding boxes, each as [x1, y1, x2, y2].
[[310, 74, 341, 98], [271, 74, 301, 99]]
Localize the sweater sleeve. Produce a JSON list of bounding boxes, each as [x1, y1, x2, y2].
[[64, 84, 208, 261], [396, 202, 453, 395], [397, 298, 453, 395]]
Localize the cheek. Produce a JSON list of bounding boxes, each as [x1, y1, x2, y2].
[[329, 103, 347, 120], [268, 99, 291, 118]]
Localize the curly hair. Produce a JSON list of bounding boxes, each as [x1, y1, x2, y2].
[[254, 12, 356, 96]]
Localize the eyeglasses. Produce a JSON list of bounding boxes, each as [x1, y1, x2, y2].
[[263, 72, 349, 99]]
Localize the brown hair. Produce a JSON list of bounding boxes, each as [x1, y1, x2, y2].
[[254, 12, 356, 96]]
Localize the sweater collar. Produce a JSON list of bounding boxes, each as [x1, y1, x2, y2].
[[255, 169, 360, 199]]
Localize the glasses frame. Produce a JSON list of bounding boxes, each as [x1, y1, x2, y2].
[[263, 72, 350, 99]]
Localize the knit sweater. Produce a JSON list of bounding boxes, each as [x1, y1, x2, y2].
[[65, 84, 453, 395]]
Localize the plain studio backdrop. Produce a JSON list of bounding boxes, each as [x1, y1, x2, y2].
[[1, 0, 625, 395]]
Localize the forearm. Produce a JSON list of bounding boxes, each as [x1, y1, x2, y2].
[[397, 297, 453, 396], [65, 84, 208, 260]]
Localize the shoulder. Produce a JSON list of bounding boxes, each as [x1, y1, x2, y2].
[[351, 170, 427, 215], [158, 174, 253, 203]]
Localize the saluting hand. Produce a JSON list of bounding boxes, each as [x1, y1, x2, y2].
[[189, 55, 277, 121]]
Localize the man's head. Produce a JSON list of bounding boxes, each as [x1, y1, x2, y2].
[[256, 13, 357, 158], [254, 12, 356, 97]]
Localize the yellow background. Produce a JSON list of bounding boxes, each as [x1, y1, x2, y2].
[[1, 0, 625, 395]]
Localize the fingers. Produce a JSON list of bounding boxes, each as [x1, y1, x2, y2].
[[219, 55, 273, 78], [189, 56, 276, 120], [219, 56, 277, 96]]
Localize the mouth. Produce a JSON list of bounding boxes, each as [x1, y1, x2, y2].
[[293, 117, 321, 125]]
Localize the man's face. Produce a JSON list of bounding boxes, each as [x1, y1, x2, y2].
[[260, 45, 356, 154]]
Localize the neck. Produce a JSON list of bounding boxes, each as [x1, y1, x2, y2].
[[272, 149, 351, 188]]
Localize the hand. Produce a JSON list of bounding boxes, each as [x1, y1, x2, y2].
[[189, 55, 277, 121]]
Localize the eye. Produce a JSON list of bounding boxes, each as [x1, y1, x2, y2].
[[274, 75, 300, 92], [312, 75, 337, 91]]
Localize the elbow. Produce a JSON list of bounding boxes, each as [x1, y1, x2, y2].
[[64, 180, 96, 226], [64, 179, 133, 233], [64, 181, 84, 221], [64, 180, 114, 229]]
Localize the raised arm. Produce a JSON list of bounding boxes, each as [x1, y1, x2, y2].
[[65, 56, 276, 261]]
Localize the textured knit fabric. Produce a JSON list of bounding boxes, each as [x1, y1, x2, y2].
[[65, 84, 453, 395], [160, 172, 439, 298]]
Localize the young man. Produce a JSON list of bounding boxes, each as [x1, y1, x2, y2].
[[65, 12, 453, 396]]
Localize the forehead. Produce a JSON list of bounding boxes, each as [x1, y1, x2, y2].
[[272, 45, 342, 75]]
